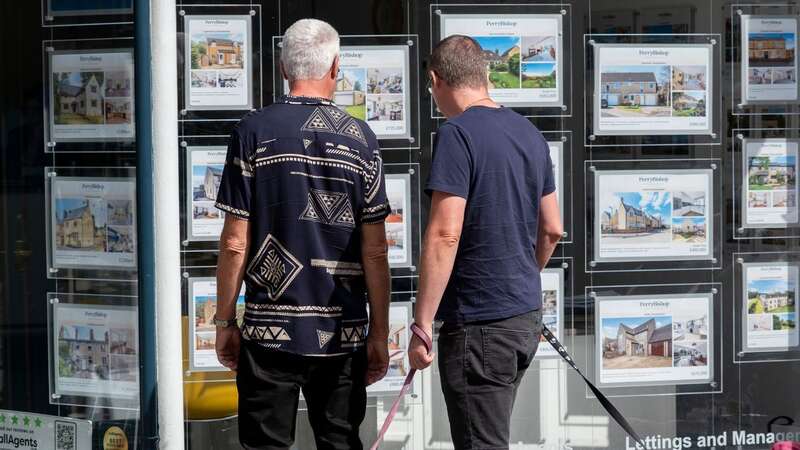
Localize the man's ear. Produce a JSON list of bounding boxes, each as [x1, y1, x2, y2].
[[429, 70, 438, 87], [330, 55, 340, 80], [280, 62, 288, 81]]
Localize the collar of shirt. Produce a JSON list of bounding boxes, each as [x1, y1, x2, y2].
[[277, 94, 336, 107]]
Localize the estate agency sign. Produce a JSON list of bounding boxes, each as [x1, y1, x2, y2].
[[0, 409, 91, 450]]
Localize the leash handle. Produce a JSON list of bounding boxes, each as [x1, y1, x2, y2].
[[369, 323, 431, 450], [541, 325, 646, 448]]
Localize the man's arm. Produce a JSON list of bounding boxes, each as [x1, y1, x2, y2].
[[409, 191, 466, 370], [215, 215, 251, 371], [535, 192, 562, 270], [361, 222, 391, 384]]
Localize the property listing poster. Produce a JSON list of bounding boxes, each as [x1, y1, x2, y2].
[[742, 16, 798, 103], [185, 15, 251, 110], [743, 263, 799, 352], [367, 303, 412, 395], [49, 49, 135, 142], [189, 278, 245, 371], [439, 14, 563, 107], [385, 174, 412, 268], [595, 169, 713, 262], [50, 176, 137, 270], [743, 139, 799, 228], [547, 141, 564, 224], [537, 268, 564, 359], [337, 46, 411, 138], [594, 44, 713, 135], [187, 146, 226, 241], [53, 302, 139, 399], [596, 294, 712, 387]]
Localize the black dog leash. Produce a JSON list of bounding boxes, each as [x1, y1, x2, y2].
[[541, 325, 646, 447]]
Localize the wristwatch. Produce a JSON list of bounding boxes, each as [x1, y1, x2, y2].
[[212, 315, 238, 328]]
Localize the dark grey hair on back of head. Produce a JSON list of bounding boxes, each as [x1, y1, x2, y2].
[[429, 35, 488, 89]]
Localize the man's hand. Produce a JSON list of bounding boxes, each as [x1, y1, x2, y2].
[[365, 334, 389, 385], [408, 326, 435, 370], [216, 326, 241, 371]]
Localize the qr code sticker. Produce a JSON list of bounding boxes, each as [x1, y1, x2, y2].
[[55, 421, 76, 450]]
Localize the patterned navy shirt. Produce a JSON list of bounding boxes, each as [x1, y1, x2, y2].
[[215, 95, 389, 356]]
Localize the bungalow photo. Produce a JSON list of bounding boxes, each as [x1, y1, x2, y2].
[[53, 71, 105, 125], [542, 289, 558, 316], [191, 70, 217, 88], [671, 65, 706, 91], [473, 35, 521, 89], [334, 68, 366, 120], [748, 191, 769, 208], [367, 95, 403, 122], [671, 217, 706, 244], [747, 277, 796, 314], [672, 314, 708, 341], [672, 191, 706, 216], [748, 314, 773, 331], [671, 91, 706, 117], [190, 31, 245, 70], [521, 35, 556, 62], [600, 191, 672, 245], [672, 340, 708, 367], [599, 65, 671, 118], [773, 312, 797, 330], [521, 62, 556, 89], [58, 323, 110, 380], [601, 315, 674, 370], [748, 32, 796, 67], [748, 155, 797, 191], [367, 67, 403, 94], [55, 198, 107, 252]]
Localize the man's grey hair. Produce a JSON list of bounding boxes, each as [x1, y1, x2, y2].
[[429, 35, 488, 89], [281, 19, 340, 81]]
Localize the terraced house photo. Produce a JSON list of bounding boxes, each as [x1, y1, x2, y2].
[[601, 192, 671, 245], [600, 65, 671, 117], [749, 32, 796, 67]]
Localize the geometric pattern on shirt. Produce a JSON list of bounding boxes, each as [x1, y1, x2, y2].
[[317, 329, 335, 348], [341, 324, 367, 348], [245, 303, 343, 318], [303, 138, 312, 149], [362, 150, 383, 204], [246, 234, 303, 301], [241, 324, 292, 341], [215, 201, 250, 218], [310, 259, 363, 276], [299, 188, 356, 229], [300, 106, 368, 147]]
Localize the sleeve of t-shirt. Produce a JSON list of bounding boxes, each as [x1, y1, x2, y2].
[[542, 140, 556, 196], [360, 135, 390, 224], [426, 124, 472, 199], [215, 127, 254, 220]]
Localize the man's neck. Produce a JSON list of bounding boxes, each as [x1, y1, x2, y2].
[[449, 87, 498, 116], [288, 79, 333, 101]]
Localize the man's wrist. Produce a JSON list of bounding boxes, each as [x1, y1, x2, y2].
[[212, 315, 237, 328]]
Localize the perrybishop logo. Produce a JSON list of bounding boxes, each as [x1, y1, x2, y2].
[[486, 20, 517, 27], [638, 49, 669, 57], [80, 183, 105, 193], [637, 175, 669, 184], [340, 51, 363, 59], [639, 300, 669, 309]]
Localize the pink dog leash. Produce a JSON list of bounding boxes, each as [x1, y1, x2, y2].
[[369, 323, 432, 450]]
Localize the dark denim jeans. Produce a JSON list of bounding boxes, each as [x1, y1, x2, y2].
[[438, 309, 543, 450], [237, 341, 367, 450]]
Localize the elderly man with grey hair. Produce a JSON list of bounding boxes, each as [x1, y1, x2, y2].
[[214, 18, 391, 450]]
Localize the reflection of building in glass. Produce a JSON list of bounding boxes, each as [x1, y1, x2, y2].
[[605, 319, 672, 357], [600, 72, 658, 106], [604, 197, 663, 233]]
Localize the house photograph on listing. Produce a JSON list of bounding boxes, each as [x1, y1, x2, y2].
[[600, 64, 671, 117], [53, 71, 105, 125], [602, 315, 674, 369]]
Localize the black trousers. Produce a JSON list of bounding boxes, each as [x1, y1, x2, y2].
[[438, 310, 543, 450], [237, 341, 367, 450]]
